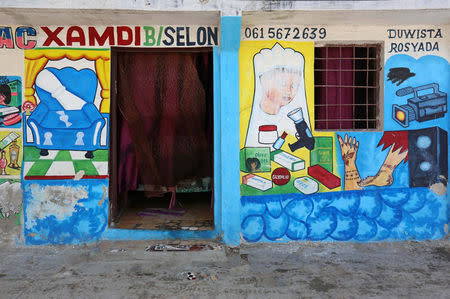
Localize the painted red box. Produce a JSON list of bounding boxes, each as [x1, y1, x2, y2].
[[307, 164, 341, 190]]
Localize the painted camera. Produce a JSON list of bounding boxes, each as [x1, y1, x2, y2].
[[392, 83, 447, 128]]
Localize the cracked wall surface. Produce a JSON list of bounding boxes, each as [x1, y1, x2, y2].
[[0, 180, 23, 244], [23, 179, 109, 245]]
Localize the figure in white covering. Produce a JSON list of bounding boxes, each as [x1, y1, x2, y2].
[[245, 43, 311, 147]]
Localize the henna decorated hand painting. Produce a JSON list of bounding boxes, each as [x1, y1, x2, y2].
[[338, 134, 362, 190], [338, 134, 359, 165]]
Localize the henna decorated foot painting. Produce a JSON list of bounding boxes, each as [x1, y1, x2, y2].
[[358, 169, 394, 187], [337, 132, 409, 190], [359, 147, 408, 187]]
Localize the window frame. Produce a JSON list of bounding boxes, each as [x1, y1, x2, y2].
[[313, 41, 384, 132]]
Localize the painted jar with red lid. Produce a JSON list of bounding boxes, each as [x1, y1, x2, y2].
[[258, 125, 278, 144]]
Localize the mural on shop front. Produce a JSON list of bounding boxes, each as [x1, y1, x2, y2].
[[239, 41, 340, 196], [392, 83, 447, 128], [408, 127, 447, 193], [0, 76, 22, 128], [338, 132, 409, 191], [385, 54, 449, 131], [0, 130, 22, 178], [241, 187, 447, 242], [339, 127, 448, 193], [335, 132, 409, 191], [385, 54, 448, 195], [387, 67, 415, 86], [244, 42, 312, 147], [23, 49, 110, 180], [240, 53, 448, 244], [23, 179, 108, 245]]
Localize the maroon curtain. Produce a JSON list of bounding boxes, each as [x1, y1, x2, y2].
[[118, 115, 138, 194], [316, 47, 354, 129], [117, 51, 213, 194]]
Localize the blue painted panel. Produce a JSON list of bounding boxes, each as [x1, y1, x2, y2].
[[241, 188, 447, 242], [23, 179, 108, 245], [213, 46, 222, 232], [385, 55, 449, 131], [220, 16, 241, 246]]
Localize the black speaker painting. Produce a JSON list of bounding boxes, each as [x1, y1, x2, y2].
[[408, 127, 448, 187]]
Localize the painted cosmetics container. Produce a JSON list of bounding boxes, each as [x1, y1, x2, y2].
[[258, 125, 278, 144]]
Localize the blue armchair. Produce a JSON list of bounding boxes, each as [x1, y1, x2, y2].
[[28, 67, 105, 158]]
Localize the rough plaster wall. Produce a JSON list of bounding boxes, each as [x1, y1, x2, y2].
[[0, 181, 22, 218], [0, 215, 21, 244], [0, 0, 449, 15], [0, 36, 25, 78], [0, 181, 22, 244], [26, 185, 88, 229]]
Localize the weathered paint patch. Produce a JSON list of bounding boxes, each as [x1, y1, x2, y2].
[[25, 184, 88, 229], [429, 181, 447, 196], [0, 179, 22, 243], [23, 179, 108, 245], [0, 180, 22, 218]]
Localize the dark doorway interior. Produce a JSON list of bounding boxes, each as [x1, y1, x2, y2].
[[110, 48, 214, 231]]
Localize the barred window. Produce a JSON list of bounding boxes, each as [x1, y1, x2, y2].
[[314, 44, 382, 131]]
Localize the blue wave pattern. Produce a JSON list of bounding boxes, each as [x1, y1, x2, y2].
[[241, 188, 447, 242]]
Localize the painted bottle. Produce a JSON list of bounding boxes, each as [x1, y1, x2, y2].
[[272, 131, 287, 150], [0, 150, 7, 175]]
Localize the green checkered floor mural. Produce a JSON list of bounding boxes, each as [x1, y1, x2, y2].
[[23, 147, 108, 179]]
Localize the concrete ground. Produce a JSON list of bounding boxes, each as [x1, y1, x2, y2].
[[0, 240, 449, 298]]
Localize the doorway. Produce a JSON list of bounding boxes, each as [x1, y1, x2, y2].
[[109, 47, 214, 231]]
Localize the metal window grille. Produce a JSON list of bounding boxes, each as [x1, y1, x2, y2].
[[314, 44, 382, 131]]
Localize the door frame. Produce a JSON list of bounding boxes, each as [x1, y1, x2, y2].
[[108, 46, 217, 228]]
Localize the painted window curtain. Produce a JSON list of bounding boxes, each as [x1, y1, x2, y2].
[[117, 51, 213, 194]]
